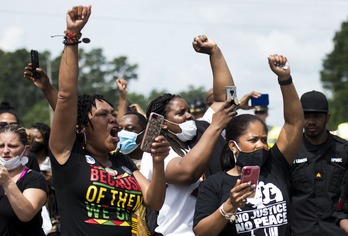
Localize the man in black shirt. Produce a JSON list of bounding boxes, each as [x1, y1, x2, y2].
[[290, 90, 348, 235]]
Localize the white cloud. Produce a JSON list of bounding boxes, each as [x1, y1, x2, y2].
[[0, 26, 25, 51]]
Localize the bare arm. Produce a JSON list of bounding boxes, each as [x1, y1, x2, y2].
[[116, 77, 128, 120], [49, 5, 92, 164], [133, 136, 170, 210], [165, 100, 237, 185], [0, 167, 46, 222], [268, 55, 304, 165], [194, 180, 255, 236], [193, 35, 234, 106], [24, 63, 58, 111]]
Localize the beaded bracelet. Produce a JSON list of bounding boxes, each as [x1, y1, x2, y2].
[[219, 203, 236, 223], [63, 31, 82, 45], [278, 76, 293, 86]]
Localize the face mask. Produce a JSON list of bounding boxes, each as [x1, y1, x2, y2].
[[0, 148, 28, 171], [167, 120, 197, 142], [233, 141, 268, 168], [30, 141, 47, 153], [117, 130, 144, 154]]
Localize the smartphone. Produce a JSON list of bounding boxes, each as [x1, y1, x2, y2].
[[226, 85, 239, 105], [241, 166, 260, 186], [30, 49, 40, 79], [226, 86, 237, 100], [251, 94, 269, 106], [140, 112, 164, 152]]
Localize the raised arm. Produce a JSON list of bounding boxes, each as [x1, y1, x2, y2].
[[165, 100, 237, 185], [116, 77, 128, 120], [24, 63, 58, 111], [49, 5, 91, 164], [192, 35, 234, 108], [268, 54, 304, 165]]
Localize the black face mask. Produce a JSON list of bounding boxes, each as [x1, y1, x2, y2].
[[30, 142, 47, 153], [235, 148, 269, 168]]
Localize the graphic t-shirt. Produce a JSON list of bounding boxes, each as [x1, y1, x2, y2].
[[50, 140, 142, 236], [0, 169, 48, 236], [193, 144, 291, 236]]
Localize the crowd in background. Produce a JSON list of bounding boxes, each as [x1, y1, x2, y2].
[[1, 4, 348, 236]]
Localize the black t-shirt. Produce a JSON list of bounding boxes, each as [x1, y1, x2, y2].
[[26, 152, 40, 172], [50, 140, 141, 236], [0, 168, 48, 236], [194, 144, 291, 236]]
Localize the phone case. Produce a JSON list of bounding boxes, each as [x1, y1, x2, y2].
[[251, 94, 269, 106], [241, 165, 260, 186], [140, 112, 164, 152], [30, 50, 40, 79], [226, 86, 237, 100]]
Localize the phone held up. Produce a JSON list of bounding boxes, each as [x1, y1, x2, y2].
[[140, 112, 164, 153], [241, 165, 260, 198], [226, 85, 239, 106], [251, 94, 269, 107], [30, 49, 40, 79]]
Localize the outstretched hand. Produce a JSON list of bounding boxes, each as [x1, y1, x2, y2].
[[66, 5, 92, 34], [192, 35, 217, 55]]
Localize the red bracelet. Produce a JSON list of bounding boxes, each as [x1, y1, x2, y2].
[[63, 31, 82, 45]]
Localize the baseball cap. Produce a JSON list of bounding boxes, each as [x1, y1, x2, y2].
[[300, 90, 328, 113]]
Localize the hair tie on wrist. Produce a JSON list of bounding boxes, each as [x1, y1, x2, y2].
[[278, 76, 292, 86]]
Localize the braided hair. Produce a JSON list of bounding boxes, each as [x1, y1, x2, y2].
[[146, 93, 188, 157]]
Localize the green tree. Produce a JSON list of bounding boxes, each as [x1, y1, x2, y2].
[[321, 20, 348, 130]]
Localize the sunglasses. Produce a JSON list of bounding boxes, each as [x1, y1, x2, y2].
[[0, 122, 19, 129]]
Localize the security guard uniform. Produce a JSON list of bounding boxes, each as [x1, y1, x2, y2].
[[290, 132, 348, 235]]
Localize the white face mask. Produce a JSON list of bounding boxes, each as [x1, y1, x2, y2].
[[0, 148, 28, 171], [166, 119, 197, 142]]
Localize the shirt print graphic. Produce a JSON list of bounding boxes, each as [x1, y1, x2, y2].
[[234, 181, 287, 235], [84, 164, 143, 227]]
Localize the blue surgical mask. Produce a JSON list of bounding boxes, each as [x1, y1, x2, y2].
[[117, 130, 144, 154]]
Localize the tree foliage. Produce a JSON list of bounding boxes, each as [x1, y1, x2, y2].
[[320, 19, 348, 129], [0, 48, 207, 127]]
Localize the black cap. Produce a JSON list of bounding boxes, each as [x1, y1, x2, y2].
[[300, 90, 328, 113]]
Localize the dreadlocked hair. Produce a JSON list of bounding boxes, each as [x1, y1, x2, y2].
[[146, 93, 187, 157], [77, 94, 114, 146]]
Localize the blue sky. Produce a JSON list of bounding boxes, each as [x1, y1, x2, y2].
[[1, 0, 347, 126]]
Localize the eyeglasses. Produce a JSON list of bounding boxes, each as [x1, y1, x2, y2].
[[0, 122, 19, 129]]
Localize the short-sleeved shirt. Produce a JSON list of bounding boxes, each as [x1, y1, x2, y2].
[[50, 140, 142, 236], [193, 144, 291, 236], [0, 168, 48, 236]]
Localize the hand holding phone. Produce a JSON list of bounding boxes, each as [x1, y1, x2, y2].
[[241, 166, 260, 197], [251, 94, 269, 106], [30, 49, 40, 79], [140, 112, 164, 152], [226, 86, 239, 105]]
